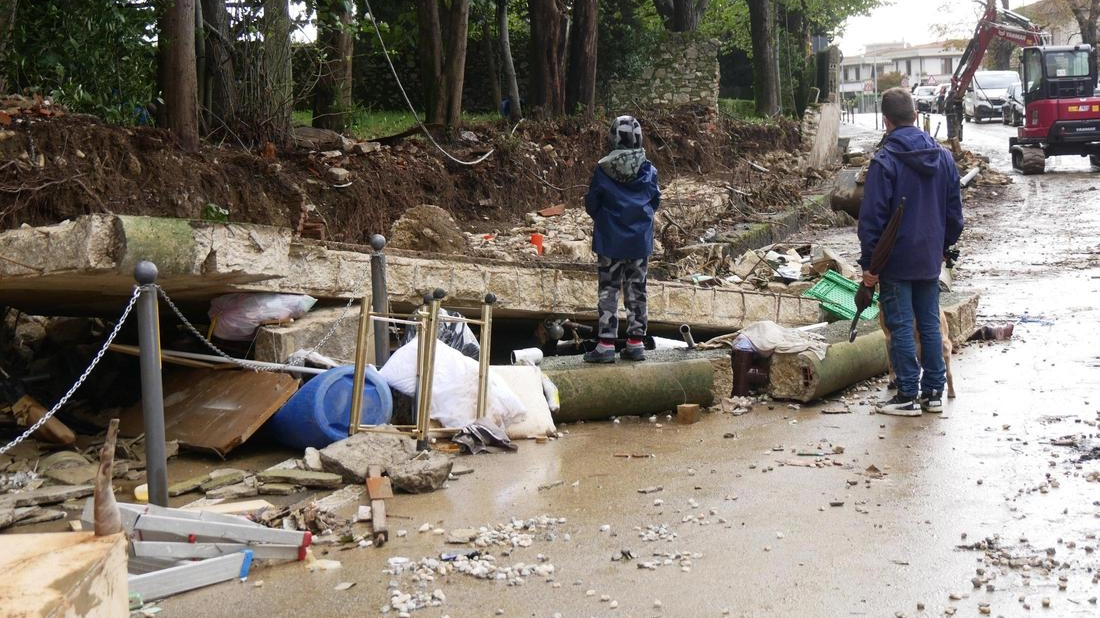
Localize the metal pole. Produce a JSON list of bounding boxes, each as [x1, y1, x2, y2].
[[369, 234, 390, 367], [417, 289, 445, 450], [348, 295, 371, 436], [134, 261, 168, 507], [474, 293, 496, 420]]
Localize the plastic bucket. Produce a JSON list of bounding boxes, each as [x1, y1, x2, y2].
[[265, 365, 393, 449]]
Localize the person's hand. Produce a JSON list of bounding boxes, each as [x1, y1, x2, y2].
[[862, 272, 879, 288]]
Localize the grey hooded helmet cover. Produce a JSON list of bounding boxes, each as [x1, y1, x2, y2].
[[609, 115, 642, 150]]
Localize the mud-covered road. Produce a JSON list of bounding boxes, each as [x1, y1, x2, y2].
[[164, 115, 1100, 618]]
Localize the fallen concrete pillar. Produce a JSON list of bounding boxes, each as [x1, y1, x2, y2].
[[768, 327, 888, 403], [768, 292, 980, 402], [542, 358, 715, 423]]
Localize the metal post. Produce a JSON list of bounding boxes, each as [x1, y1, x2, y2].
[[348, 294, 371, 436], [474, 293, 496, 420], [417, 289, 445, 450], [369, 234, 390, 367], [134, 261, 168, 507]]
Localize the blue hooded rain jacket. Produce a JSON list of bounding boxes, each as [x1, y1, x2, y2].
[[858, 126, 964, 280], [585, 149, 661, 260]]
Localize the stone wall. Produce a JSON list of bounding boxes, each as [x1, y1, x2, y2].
[[800, 102, 841, 170], [607, 33, 720, 111]]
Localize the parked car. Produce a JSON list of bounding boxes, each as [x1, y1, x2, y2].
[[963, 70, 1020, 123], [1002, 82, 1025, 126], [912, 85, 938, 112]]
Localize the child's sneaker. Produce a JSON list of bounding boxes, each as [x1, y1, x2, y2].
[[876, 394, 920, 416], [619, 345, 646, 361], [583, 343, 616, 364], [920, 390, 944, 413]]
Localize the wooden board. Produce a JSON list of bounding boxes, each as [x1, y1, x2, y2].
[[117, 368, 299, 457], [0, 532, 128, 618]]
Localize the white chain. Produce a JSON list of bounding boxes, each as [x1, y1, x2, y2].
[[157, 287, 358, 372], [0, 285, 143, 456]]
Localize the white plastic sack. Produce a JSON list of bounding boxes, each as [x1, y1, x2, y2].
[[489, 365, 557, 439], [734, 320, 829, 360], [378, 337, 527, 429], [208, 293, 317, 341]]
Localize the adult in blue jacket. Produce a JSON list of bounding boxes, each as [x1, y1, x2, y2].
[[583, 115, 661, 363], [859, 87, 964, 415]]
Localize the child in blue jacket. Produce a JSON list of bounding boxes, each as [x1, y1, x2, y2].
[[583, 115, 661, 363]]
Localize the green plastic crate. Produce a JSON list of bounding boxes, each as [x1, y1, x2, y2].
[[801, 270, 879, 320]]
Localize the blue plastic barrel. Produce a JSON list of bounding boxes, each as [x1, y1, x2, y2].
[[266, 365, 393, 449]]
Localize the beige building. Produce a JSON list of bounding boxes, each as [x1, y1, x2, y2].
[[838, 41, 964, 110]]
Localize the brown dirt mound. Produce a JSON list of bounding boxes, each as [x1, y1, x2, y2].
[[0, 106, 803, 244]]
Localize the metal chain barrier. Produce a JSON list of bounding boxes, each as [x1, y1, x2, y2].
[[0, 285, 143, 456]]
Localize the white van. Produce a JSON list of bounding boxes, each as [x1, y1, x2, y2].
[[963, 70, 1020, 123]]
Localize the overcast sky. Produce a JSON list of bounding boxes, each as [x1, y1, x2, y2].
[[835, 0, 1029, 56]]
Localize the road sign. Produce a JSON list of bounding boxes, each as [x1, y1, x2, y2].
[[901, 76, 910, 89], [863, 80, 874, 93]]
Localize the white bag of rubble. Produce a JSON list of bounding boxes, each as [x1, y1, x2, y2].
[[379, 337, 527, 429], [209, 293, 317, 341], [488, 365, 557, 439], [733, 320, 829, 360]]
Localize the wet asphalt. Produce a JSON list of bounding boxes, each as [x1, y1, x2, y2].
[[161, 115, 1100, 618]]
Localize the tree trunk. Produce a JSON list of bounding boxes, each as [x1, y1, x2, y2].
[[441, 0, 470, 130], [261, 0, 293, 147], [565, 0, 597, 114], [0, 0, 18, 94], [1068, 1, 1100, 51], [161, 0, 200, 151], [498, 0, 522, 121], [653, 0, 710, 32], [528, 0, 568, 116], [416, 0, 444, 124], [482, 15, 502, 116], [747, 0, 779, 116], [314, 0, 354, 132], [200, 0, 238, 137]]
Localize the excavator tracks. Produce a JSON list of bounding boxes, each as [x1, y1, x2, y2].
[[1013, 146, 1046, 175]]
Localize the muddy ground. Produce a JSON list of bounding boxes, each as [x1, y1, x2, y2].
[[152, 115, 1100, 618]]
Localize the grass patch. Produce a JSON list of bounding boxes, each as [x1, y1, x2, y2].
[[293, 108, 500, 140], [718, 98, 759, 120]]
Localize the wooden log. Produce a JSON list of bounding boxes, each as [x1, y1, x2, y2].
[[11, 394, 75, 445]]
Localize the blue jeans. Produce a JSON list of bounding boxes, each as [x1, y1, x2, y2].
[[878, 278, 946, 398]]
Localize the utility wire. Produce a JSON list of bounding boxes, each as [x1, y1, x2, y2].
[[363, 0, 511, 166]]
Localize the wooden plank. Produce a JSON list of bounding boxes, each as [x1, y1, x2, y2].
[[116, 368, 299, 457], [128, 551, 252, 601], [179, 499, 274, 516], [133, 513, 309, 547], [367, 465, 388, 546], [0, 532, 128, 618], [366, 475, 393, 500], [132, 541, 301, 561]]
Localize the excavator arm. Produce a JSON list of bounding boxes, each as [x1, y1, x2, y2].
[[945, 0, 1048, 147]]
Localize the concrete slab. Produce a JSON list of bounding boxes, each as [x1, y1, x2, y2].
[[0, 214, 824, 332]]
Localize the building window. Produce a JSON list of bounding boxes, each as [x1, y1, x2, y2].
[[906, 60, 912, 75], [941, 58, 953, 74]]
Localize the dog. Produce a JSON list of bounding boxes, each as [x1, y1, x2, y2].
[[879, 308, 956, 399]]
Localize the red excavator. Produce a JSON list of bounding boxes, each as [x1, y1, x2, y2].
[[944, 0, 1100, 174]]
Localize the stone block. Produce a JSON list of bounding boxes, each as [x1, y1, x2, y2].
[[318, 429, 417, 483], [254, 305, 362, 364], [389, 451, 453, 494], [256, 468, 343, 489]]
